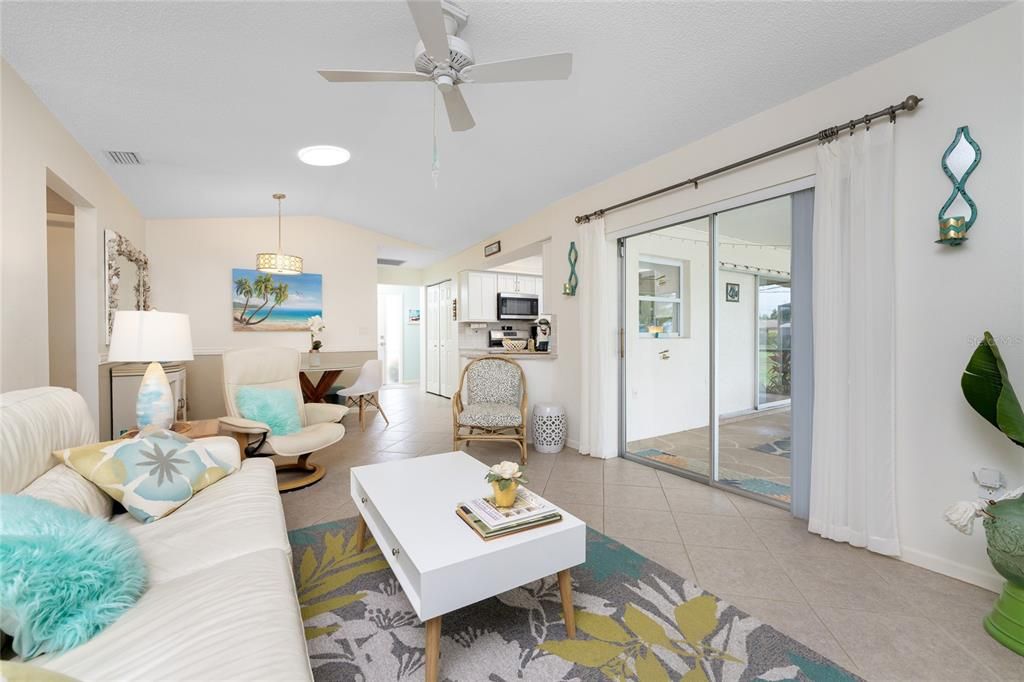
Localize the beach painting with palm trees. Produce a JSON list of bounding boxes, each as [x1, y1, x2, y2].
[[231, 269, 322, 331]]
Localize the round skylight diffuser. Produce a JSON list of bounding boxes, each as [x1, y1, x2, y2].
[[256, 193, 303, 275], [297, 145, 351, 166]]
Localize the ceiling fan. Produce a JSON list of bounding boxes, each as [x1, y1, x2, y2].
[[318, 0, 572, 132]]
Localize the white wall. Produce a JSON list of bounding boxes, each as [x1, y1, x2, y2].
[[146, 216, 426, 355], [1, 60, 146, 423], [424, 5, 1024, 590]]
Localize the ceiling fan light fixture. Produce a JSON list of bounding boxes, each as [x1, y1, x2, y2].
[[298, 145, 351, 167]]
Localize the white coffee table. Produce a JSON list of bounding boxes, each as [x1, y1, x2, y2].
[[350, 451, 586, 682]]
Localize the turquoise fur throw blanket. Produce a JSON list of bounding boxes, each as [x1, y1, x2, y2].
[[0, 495, 148, 658]]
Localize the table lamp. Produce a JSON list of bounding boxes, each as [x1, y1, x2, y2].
[[107, 310, 194, 431]]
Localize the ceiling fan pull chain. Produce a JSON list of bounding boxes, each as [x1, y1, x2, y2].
[[432, 87, 440, 188]]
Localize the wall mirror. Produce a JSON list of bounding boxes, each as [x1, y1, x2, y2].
[[105, 229, 151, 343]]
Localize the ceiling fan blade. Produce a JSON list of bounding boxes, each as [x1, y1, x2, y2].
[[441, 86, 475, 132], [318, 69, 430, 83], [406, 0, 450, 65], [460, 53, 572, 83]]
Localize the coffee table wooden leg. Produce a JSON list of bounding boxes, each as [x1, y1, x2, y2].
[[557, 569, 576, 639], [425, 616, 442, 682], [355, 515, 368, 552]]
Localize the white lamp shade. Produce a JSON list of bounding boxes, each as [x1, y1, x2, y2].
[[108, 311, 194, 362]]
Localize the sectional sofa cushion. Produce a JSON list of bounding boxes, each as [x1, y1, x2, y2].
[[19, 464, 112, 519]]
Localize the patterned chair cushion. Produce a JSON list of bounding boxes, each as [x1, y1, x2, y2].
[[466, 359, 522, 405], [458, 402, 523, 429]]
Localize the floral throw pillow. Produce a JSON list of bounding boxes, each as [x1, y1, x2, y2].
[[55, 429, 238, 524]]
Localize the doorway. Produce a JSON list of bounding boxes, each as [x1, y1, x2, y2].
[[424, 280, 455, 397], [621, 188, 812, 508], [377, 284, 422, 386], [47, 186, 77, 389]]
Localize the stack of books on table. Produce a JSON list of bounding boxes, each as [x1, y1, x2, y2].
[[456, 487, 562, 540]]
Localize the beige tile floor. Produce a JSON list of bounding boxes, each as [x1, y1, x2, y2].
[[280, 386, 1022, 681]]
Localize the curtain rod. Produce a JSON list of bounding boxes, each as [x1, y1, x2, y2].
[[574, 94, 922, 224]]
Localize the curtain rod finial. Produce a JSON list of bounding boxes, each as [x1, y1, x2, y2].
[[904, 95, 922, 111]]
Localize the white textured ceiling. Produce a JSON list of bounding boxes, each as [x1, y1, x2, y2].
[[2, 1, 1000, 262]]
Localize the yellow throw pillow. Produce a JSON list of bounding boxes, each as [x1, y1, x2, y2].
[[55, 429, 237, 523]]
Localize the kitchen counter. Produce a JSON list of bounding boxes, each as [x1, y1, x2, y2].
[[459, 348, 557, 360]]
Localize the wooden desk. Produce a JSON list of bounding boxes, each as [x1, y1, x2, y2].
[[298, 355, 363, 403]]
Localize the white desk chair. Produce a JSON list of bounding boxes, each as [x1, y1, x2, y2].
[[335, 359, 389, 431]]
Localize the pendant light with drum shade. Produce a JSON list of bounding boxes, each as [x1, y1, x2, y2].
[[256, 193, 303, 275]]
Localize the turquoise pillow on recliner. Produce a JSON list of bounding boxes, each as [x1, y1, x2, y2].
[[235, 387, 302, 436]]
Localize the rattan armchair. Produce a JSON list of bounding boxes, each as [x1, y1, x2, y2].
[[452, 355, 528, 464]]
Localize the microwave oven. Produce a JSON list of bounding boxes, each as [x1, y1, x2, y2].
[[496, 292, 539, 320]]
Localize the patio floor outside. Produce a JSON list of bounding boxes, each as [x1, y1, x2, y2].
[[626, 407, 792, 503]]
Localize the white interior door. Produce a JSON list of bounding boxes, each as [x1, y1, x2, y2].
[[379, 292, 404, 385], [426, 284, 440, 394], [438, 281, 455, 397]]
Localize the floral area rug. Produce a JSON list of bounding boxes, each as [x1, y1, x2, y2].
[[289, 518, 858, 681]]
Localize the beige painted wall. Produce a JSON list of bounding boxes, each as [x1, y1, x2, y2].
[[424, 5, 1024, 590], [1, 60, 146, 425], [46, 225, 76, 389], [146, 216, 426, 354]]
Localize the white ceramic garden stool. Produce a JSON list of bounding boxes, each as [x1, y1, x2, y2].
[[532, 403, 567, 454]]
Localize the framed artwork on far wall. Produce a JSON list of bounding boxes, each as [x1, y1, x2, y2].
[[408, 308, 421, 324], [484, 240, 501, 257], [232, 268, 323, 331], [725, 282, 741, 303]]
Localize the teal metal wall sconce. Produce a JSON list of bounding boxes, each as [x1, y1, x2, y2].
[[563, 241, 579, 296], [937, 126, 981, 246]]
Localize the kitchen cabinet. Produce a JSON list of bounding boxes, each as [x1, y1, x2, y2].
[[458, 271, 498, 322], [495, 273, 518, 293], [459, 270, 546, 322], [426, 280, 457, 397]]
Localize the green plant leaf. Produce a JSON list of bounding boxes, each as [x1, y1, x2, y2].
[[575, 611, 631, 643], [300, 557, 390, 601], [301, 592, 366, 619], [623, 604, 675, 649], [299, 547, 317, 584], [674, 595, 719, 645], [634, 648, 671, 682], [962, 332, 1024, 447], [538, 640, 626, 667], [301, 622, 337, 638]]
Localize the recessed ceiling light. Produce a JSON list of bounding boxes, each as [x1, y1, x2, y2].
[[298, 145, 351, 167]]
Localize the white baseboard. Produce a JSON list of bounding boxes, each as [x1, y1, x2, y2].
[[899, 546, 1004, 593]]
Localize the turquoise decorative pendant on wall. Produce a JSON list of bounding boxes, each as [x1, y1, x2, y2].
[[563, 241, 579, 296], [937, 126, 981, 246]]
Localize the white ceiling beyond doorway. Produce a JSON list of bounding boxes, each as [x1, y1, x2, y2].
[[2, 1, 1000, 263]]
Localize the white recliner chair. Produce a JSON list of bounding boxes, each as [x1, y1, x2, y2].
[[220, 347, 348, 491]]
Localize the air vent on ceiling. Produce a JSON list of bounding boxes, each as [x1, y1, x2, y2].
[[377, 258, 406, 266], [106, 151, 142, 165]]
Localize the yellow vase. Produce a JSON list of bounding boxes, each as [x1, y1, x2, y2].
[[491, 480, 519, 508]]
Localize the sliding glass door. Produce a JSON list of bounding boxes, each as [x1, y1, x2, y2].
[[622, 190, 806, 507], [623, 217, 710, 479]]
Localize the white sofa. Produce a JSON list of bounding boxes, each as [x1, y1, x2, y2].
[[0, 387, 312, 681]]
